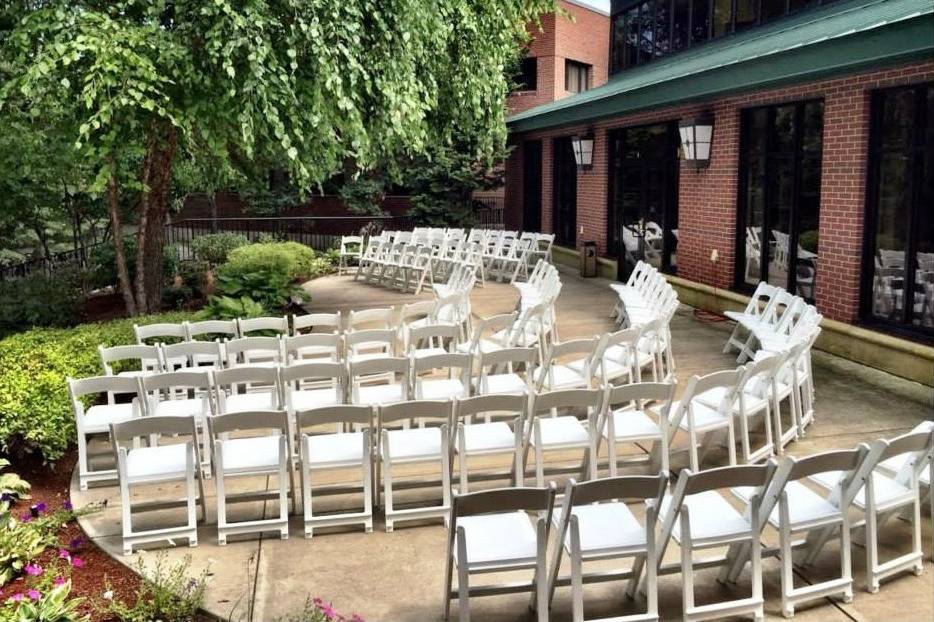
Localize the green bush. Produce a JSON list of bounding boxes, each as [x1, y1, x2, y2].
[[0, 269, 84, 338], [213, 269, 308, 313], [198, 295, 266, 321], [0, 312, 190, 460], [86, 237, 179, 291], [103, 553, 206, 622], [190, 232, 249, 266], [221, 241, 316, 281]]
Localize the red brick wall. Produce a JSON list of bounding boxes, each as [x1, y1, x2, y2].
[[504, 60, 934, 325], [507, 1, 610, 115]]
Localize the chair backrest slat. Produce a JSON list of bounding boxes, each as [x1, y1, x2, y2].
[[453, 486, 554, 516]]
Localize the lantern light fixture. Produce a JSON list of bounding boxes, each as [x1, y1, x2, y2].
[[571, 131, 595, 171], [678, 116, 714, 168]]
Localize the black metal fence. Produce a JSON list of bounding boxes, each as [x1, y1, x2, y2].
[[0, 244, 103, 282], [472, 196, 505, 230]]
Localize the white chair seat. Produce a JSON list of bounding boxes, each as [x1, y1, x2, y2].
[[355, 383, 406, 406], [541, 365, 589, 390], [810, 471, 914, 510], [454, 511, 538, 567], [290, 388, 341, 412], [661, 490, 752, 543], [733, 481, 839, 527], [306, 432, 366, 465], [605, 345, 654, 369], [603, 408, 661, 441], [126, 444, 189, 480], [411, 347, 447, 359], [153, 399, 206, 419], [349, 351, 392, 364], [84, 403, 136, 433], [696, 386, 769, 414], [386, 427, 444, 460], [533, 416, 591, 447], [292, 345, 338, 360], [221, 436, 282, 472], [478, 373, 528, 395], [460, 422, 515, 453], [225, 391, 277, 413], [660, 396, 728, 431], [456, 340, 506, 355], [417, 378, 467, 400], [552, 502, 646, 554]]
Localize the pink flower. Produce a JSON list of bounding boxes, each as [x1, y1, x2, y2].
[[26, 589, 41, 601], [70, 557, 84, 568], [351, 615, 366, 622], [53, 576, 66, 587], [24, 564, 43, 576], [7, 593, 24, 603], [319, 602, 338, 620], [58, 549, 71, 560]]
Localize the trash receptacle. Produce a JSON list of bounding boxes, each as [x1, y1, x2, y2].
[[580, 241, 597, 278]]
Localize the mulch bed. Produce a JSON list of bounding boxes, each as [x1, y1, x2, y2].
[[1, 449, 214, 621]]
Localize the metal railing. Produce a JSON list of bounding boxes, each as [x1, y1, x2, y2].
[[472, 196, 505, 229]]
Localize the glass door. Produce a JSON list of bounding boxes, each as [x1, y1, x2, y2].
[[863, 83, 934, 337], [737, 100, 824, 302], [522, 140, 542, 232], [607, 122, 680, 280], [553, 137, 578, 247]]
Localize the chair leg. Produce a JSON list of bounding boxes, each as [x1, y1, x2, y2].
[[841, 513, 854, 604], [570, 522, 584, 622], [383, 456, 395, 533], [865, 504, 880, 593], [626, 554, 645, 598], [779, 521, 794, 617], [303, 465, 314, 538], [457, 532, 471, 622]]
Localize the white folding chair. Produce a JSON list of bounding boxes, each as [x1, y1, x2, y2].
[[110, 415, 206, 554], [405, 322, 460, 360], [475, 347, 538, 397], [547, 473, 668, 622], [69, 375, 142, 490], [99, 344, 163, 377], [338, 235, 363, 275], [809, 429, 934, 592], [378, 400, 452, 531], [223, 336, 283, 368], [213, 365, 281, 414], [208, 410, 292, 544], [413, 352, 472, 401], [456, 312, 517, 356], [160, 340, 224, 371], [292, 311, 342, 336], [283, 333, 343, 363], [443, 485, 556, 622], [282, 361, 345, 415], [524, 389, 602, 489], [134, 322, 187, 368], [186, 319, 240, 341], [238, 316, 289, 336], [600, 381, 675, 476], [297, 405, 374, 537], [347, 307, 396, 331], [345, 328, 397, 363], [730, 445, 871, 616], [536, 338, 599, 392], [662, 368, 743, 471], [656, 463, 775, 622], [138, 371, 214, 469], [452, 394, 528, 493], [349, 356, 409, 407], [592, 326, 646, 386]]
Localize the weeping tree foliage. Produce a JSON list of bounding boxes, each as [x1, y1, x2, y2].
[[1, 0, 553, 315]]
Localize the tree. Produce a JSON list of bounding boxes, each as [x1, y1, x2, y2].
[[1, 0, 554, 314]]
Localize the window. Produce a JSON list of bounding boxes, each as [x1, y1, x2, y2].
[[863, 83, 934, 338], [736, 100, 824, 302], [565, 60, 590, 93], [515, 57, 537, 91], [610, 0, 839, 73]]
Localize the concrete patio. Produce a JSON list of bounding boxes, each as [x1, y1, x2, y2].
[[71, 268, 934, 622]]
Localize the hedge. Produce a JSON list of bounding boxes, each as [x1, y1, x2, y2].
[[220, 241, 319, 282], [0, 312, 190, 461]]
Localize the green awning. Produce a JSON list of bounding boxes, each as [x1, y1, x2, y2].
[[507, 0, 934, 132]]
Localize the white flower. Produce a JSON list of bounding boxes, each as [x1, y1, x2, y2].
[[103, 590, 113, 601]]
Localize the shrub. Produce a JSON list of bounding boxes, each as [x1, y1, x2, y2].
[[190, 232, 249, 266], [0, 269, 83, 338], [198, 295, 266, 321], [103, 553, 206, 622], [213, 270, 308, 313], [0, 312, 190, 460], [221, 242, 316, 282], [86, 237, 179, 291]]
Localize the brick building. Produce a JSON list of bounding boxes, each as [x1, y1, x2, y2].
[[503, 0, 934, 382]]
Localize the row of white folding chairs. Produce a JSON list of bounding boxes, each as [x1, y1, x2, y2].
[[445, 423, 934, 621], [480, 232, 555, 283], [724, 280, 823, 363]]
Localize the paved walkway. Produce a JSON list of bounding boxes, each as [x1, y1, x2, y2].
[[72, 269, 934, 621]]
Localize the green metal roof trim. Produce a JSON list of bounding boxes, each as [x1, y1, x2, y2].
[[508, 0, 934, 132]]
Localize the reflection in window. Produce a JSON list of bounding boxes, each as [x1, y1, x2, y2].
[[738, 100, 824, 302], [866, 84, 934, 334], [514, 57, 537, 91], [610, 0, 840, 73]]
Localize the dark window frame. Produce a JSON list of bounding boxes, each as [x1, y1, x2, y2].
[[565, 59, 591, 93], [859, 82, 934, 342], [515, 57, 538, 92], [610, 0, 837, 74], [734, 97, 824, 301]]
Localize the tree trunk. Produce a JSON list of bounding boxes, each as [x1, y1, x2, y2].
[[107, 172, 137, 316], [136, 123, 178, 314]]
